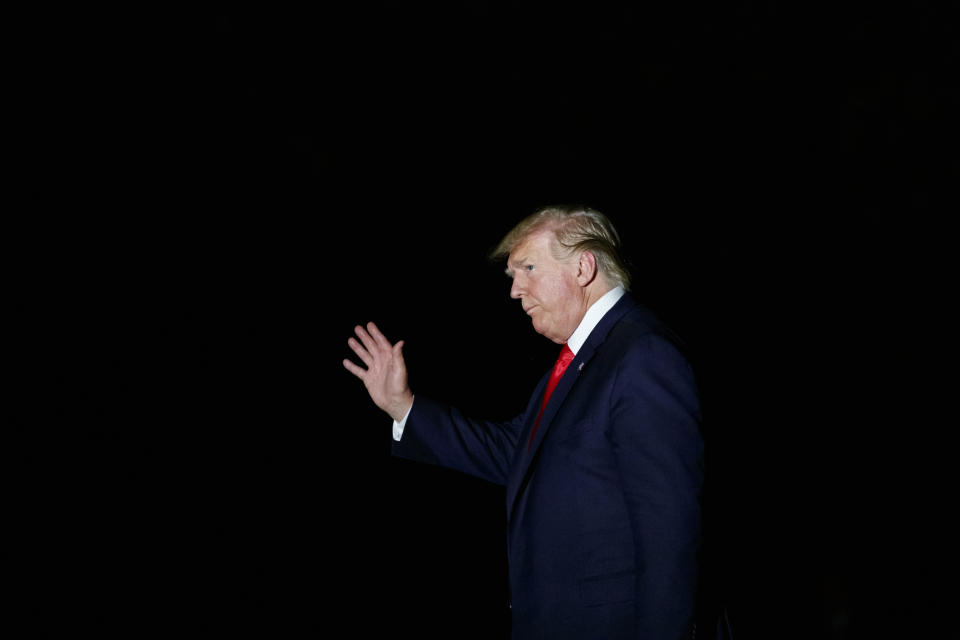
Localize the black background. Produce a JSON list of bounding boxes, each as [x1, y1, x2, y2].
[[12, 2, 955, 638]]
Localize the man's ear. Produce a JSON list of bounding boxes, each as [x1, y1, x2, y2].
[[576, 250, 598, 286]]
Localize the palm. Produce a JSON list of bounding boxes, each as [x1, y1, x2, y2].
[[364, 343, 407, 404]]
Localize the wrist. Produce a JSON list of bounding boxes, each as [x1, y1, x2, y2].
[[390, 393, 414, 423]]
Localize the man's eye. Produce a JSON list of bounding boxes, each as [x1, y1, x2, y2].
[[526, 265, 534, 271]]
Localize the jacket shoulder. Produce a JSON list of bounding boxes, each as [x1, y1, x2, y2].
[[610, 298, 689, 351]]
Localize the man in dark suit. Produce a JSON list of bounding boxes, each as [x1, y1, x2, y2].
[[344, 205, 722, 639]]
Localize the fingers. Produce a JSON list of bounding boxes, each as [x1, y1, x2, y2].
[[342, 358, 366, 379], [366, 322, 392, 350], [353, 324, 381, 355], [346, 322, 402, 377], [347, 336, 374, 367]]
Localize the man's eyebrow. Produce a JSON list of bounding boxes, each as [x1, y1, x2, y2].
[[505, 257, 527, 277]]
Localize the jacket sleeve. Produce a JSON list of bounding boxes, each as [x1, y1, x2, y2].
[[609, 333, 704, 639], [391, 394, 536, 487]]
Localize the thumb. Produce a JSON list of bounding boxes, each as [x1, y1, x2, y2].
[[393, 340, 405, 357]]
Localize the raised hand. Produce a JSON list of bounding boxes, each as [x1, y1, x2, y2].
[[343, 322, 414, 422]]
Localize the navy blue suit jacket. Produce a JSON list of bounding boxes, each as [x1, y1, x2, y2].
[[392, 295, 705, 639]]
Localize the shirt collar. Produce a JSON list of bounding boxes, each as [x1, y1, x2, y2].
[[566, 286, 625, 355]]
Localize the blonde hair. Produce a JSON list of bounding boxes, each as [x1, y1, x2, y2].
[[491, 205, 632, 291]]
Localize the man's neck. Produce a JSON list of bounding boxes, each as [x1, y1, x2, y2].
[[565, 285, 625, 354], [584, 282, 615, 311]]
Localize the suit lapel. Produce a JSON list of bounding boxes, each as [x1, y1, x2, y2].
[[505, 295, 638, 521]]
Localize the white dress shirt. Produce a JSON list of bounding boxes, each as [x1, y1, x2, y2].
[[393, 285, 626, 441]]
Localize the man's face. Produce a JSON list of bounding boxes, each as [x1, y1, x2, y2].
[[506, 229, 584, 344]]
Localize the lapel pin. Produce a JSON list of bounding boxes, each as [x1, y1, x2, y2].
[[578, 362, 584, 372]]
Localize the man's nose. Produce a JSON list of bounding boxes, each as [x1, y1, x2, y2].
[[510, 278, 523, 299]]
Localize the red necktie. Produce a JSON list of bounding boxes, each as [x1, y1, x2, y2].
[[529, 344, 575, 449]]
